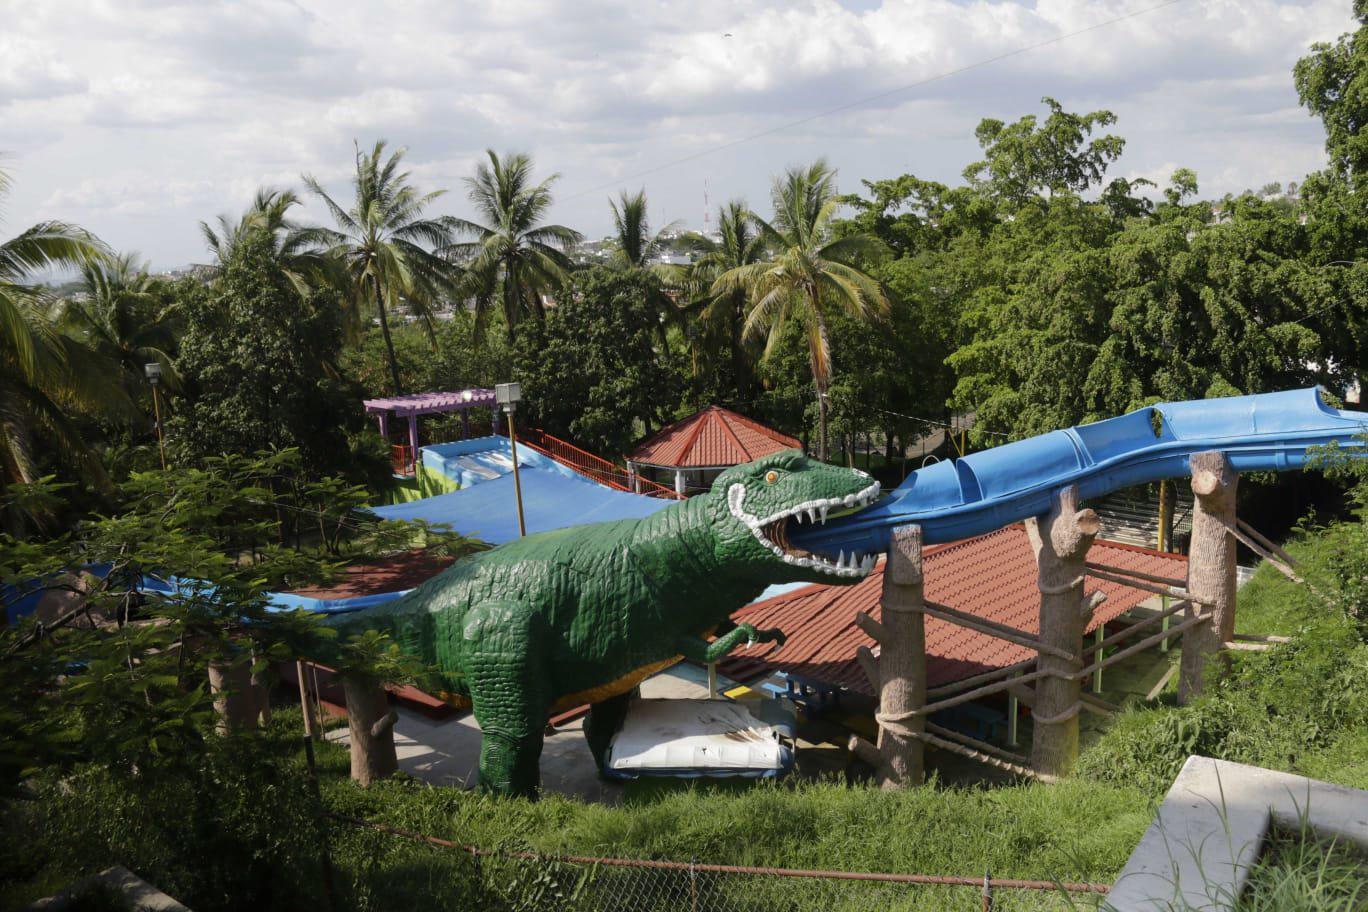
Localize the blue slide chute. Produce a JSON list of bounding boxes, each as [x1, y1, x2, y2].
[[793, 387, 1368, 557]]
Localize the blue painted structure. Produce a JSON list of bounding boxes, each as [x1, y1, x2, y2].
[[795, 387, 1368, 558]]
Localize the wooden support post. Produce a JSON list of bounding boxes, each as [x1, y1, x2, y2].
[[342, 676, 399, 787], [406, 414, 419, 475], [1092, 627, 1104, 694], [847, 524, 925, 788], [297, 659, 318, 739], [1025, 485, 1098, 780], [1180, 451, 1238, 704], [1007, 671, 1020, 748]]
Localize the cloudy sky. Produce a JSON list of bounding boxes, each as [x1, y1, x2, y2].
[[0, 0, 1357, 270]]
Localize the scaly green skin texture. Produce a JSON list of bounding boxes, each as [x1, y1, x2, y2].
[[329, 450, 880, 796]]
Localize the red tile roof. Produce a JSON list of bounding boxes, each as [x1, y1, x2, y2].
[[628, 406, 801, 468], [719, 526, 1187, 695]]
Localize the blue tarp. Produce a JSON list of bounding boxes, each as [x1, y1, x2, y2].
[[372, 463, 671, 545]]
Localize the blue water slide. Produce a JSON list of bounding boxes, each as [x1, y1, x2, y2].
[[793, 387, 1368, 557]]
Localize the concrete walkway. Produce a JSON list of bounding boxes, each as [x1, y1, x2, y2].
[[326, 664, 739, 802]]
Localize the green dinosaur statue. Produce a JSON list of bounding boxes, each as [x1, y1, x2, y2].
[[327, 450, 881, 796]]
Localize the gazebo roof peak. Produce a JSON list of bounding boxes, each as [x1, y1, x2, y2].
[[629, 405, 800, 469]]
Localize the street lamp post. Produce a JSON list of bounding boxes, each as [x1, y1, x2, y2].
[[144, 362, 168, 471], [495, 382, 527, 537]]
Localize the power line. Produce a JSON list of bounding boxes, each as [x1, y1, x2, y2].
[[871, 404, 1012, 439], [560, 0, 1189, 203]]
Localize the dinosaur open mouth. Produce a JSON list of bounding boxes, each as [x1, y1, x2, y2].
[[729, 480, 883, 579]]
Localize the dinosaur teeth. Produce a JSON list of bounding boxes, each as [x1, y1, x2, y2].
[[861, 554, 875, 571], [820, 506, 829, 524], [807, 507, 818, 524]]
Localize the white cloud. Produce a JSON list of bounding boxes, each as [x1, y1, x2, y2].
[[0, 0, 1358, 268]]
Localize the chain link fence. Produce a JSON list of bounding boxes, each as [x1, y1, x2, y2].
[[325, 814, 1110, 912]]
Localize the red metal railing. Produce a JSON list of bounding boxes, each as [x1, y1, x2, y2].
[[512, 427, 683, 500]]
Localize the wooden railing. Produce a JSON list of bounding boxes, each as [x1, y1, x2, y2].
[[513, 427, 682, 500]]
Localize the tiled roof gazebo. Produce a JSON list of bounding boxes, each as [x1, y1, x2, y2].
[[627, 405, 801, 495], [364, 388, 497, 475]]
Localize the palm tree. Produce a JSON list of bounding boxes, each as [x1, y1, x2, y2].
[[449, 150, 581, 341], [683, 201, 768, 401], [303, 141, 461, 394], [0, 166, 124, 515], [54, 252, 181, 403], [608, 189, 686, 350], [713, 160, 889, 461], [608, 189, 681, 269], [201, 188, 337, 303]]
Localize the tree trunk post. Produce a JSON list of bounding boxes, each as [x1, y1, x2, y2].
[[1025, 485, 1099, 780], [1179, 450, 1239, 704], [297, 659, 318, 739], [249, 646, 271, 725], [342, 675, 398, 787], [847, 524, 926, 788], [208, 656, 257, 735]]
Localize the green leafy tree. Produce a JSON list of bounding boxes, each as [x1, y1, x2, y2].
[[450, 150, 582, 343], [169, 232, 359, 479], [515, 267, 682, 456], [964, 97, 1126, 205], [714, 160, 889, 461], [1294, 9, 1368, 391], [304, 141, 461, 394]]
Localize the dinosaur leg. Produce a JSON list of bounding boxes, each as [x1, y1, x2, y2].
[[461, 599, 550, 798], [584, 688, 636, 773]]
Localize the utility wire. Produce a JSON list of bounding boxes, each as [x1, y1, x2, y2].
[[870, 404, 1012, 439], [560, 0, 1189, 203]]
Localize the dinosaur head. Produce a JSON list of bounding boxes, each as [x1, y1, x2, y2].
[[708, 449, 882, 583]]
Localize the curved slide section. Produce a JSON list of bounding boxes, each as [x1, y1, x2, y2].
[[793, 387, 1368, 558]]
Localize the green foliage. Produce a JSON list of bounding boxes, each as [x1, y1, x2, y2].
[[0, 452, 472, 797], [1, 722, 327, 912], [1079, 496, 1368, 795], [169, 232, 364, 482], [964, 97, 1126, 205], [1234, 825, 1368, 911], [515, 267, 684, 456]]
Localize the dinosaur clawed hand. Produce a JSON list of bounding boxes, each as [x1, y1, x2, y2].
[[743, 624, 787, 649]]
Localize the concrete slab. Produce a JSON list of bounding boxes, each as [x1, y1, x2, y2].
[[327, 707, 624, 802], [1107, 755, 1368, 910]]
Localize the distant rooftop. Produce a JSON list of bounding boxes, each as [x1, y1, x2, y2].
[[629, 405, 800, 469]]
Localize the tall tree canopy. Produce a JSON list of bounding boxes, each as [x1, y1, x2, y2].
[[304, 141, 460, 395], [514, 267, 681, 457], [715, 160, 889, 462], [170, 231, 358, 478], [450, 150, 581, 342]]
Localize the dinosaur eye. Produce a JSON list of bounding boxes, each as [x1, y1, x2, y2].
[[764, 470, 779, 484]]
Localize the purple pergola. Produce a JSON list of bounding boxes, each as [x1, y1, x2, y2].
[[363, 388, 497, 473]]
